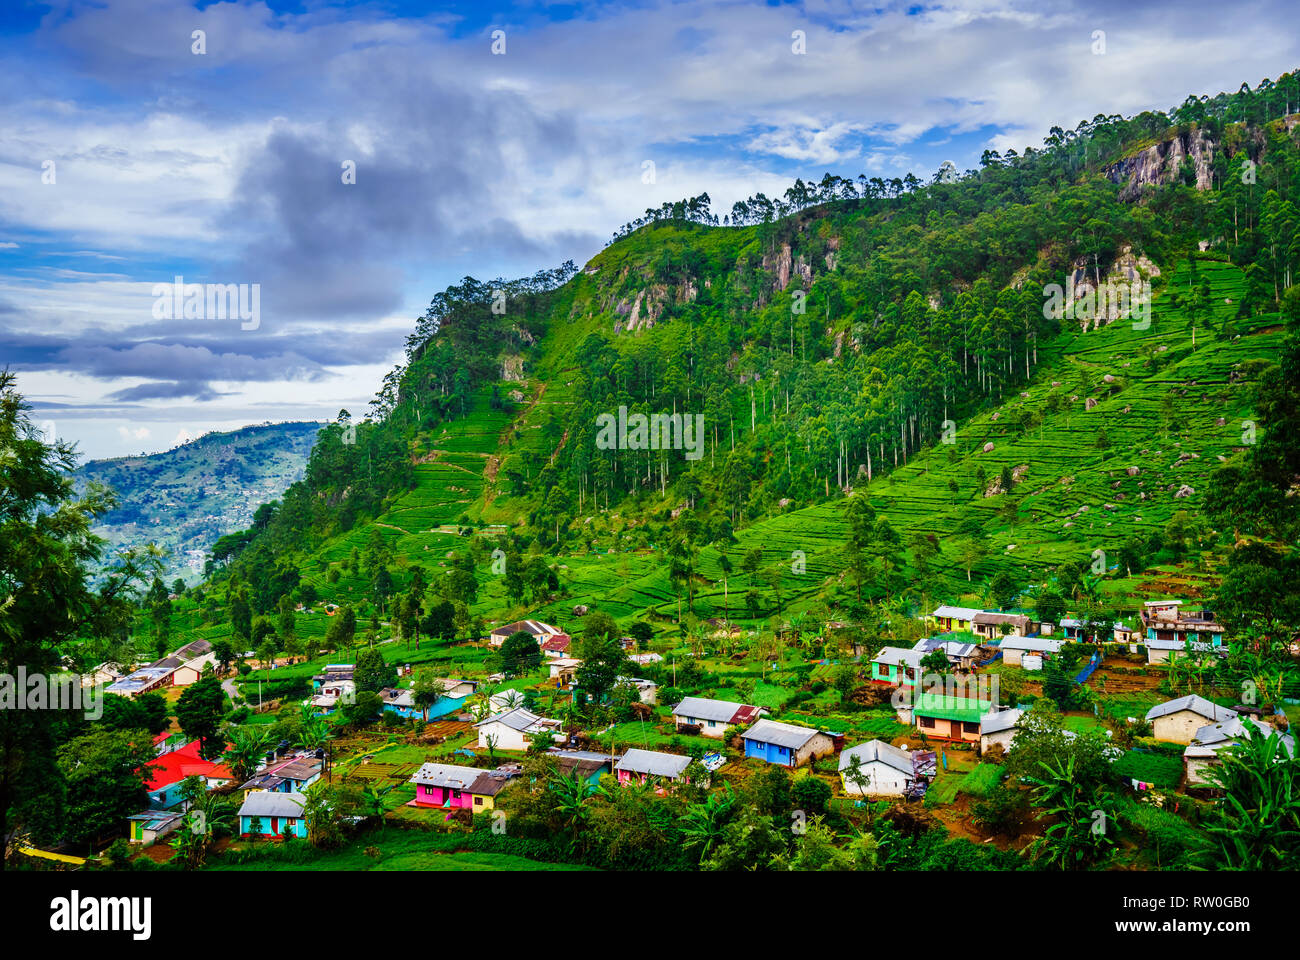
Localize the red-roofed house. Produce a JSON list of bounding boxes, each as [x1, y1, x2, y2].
[[142, 740, 234, 808], [541, 634, 572, 658]]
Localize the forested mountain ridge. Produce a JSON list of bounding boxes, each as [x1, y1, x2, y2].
[[211, 71, 1300, 633], [75, 421, 321, 585]]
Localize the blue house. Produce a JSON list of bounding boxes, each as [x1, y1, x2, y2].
[[379, 684, 473, 721], [741, 719, 836, 769]]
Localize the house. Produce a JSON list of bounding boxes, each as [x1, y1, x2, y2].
[[1145, 695, 1238, 745], [105, 666, 176, 698], [126, 810, 184, 845], [142, 740, 235, 809], [238, 791, 308, 839], [617, 677, 658, 705], [1140, 602, 1225, 648], [869, 646, 923, 686], [979, 707, 1026, 754], [670, 697, 763, 738], [615, 748, 692, 785], [550, 750, 616, 784], [474, 706, 563, 751], [169, 652, 216, 685], [628, 652, 664, 666], [540, 634, 573, 658], [838, 740, 916, 797], [439, 678, 479, 699], [741, 719, 835, 768], [240, 754, 322, 798], [410, 762, 497, 810], [489, 619, 563, 648], [1059, 618, 1133, 643], [898, 692, 989, 743], [912, 635, 982, 670], [81, 661, 125, 688], [1144, 638, 1225, 665], [1184, 717, 1296, 786], [548, 657, 583, 689], [998, 635, 1064, 667], [312, 665, 354, 689], [931, 605, 983, 633], [310, 677, 355, 713], [972, 611, 1035, 639]]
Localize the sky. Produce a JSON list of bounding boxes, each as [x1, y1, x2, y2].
[[2, 0, 1298, 460]]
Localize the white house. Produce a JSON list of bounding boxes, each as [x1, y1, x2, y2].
[[1145, 695, 1238, 745], [838, 740, 915, 797], [1183, 716, 1295, 786], [489, 620, 563, 648], [617, 677, 658, 705], [998, 635, 1064, 667], [473, 706, 563, 751], [670, 697, 763, 738], [979, 707, 1026, 754]]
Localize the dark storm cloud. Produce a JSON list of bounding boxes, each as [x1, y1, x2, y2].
[[106, 379, 224, 402]]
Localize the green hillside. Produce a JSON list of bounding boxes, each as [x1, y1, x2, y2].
[[75, 420, 322, 585], [201, 84, 1300, 648]]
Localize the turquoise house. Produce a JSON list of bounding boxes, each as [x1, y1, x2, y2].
[[238, 791, 308, 839]]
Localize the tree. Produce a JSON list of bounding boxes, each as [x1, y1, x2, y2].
[[175, 675, 227, 759], [1024, 755, 1118, 870], [325, 605, 357, 651], [678, 785, 737, 864], [225, 726, 271, 783], [958, 538, 987, 582], [229, 591, 252, 643], [574, 635, 629, 703], [1200, 728, 1300, 870], [354, 648, 395, 693], [790, 774, 832, 815], [56, 730, 155, 850], [0, 373, 162, 845], [498, 630, 542, 675], [1035, 589, 1067, 627]]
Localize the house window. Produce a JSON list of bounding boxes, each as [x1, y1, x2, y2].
[[919, 716, 935, 729], [474, 797, 484, 806]]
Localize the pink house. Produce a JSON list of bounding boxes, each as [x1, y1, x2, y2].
[[614, 748, 692, 785], [408, 762, 517, 812], [409, 762, 482, 808]]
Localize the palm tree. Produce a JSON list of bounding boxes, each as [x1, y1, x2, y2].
[[1202, 729, 1300, 870], [678, 785, 736, 864], [358, 785, 389, 835], [226, 726, 271, 783], [1023, 756, 1117, 871], [297, 717, 331, 751], [548, 770, 594, 852]]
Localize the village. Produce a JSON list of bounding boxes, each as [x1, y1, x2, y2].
[[61, 592, 1296, 872]]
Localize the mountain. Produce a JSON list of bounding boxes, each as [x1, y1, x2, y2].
[[74, 421, 323, 584], [205, 73, 1299, 640]]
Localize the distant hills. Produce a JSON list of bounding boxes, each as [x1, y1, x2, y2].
[[74, 421, 323, 584]]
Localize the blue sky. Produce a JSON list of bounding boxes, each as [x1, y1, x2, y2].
[[2, 0, 1298, 459]]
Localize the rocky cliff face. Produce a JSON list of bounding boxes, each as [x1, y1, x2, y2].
[[1106, 128, 1215, 199]]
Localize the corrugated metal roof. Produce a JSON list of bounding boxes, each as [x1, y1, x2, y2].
[[838, 739, 912, 775], [409, 762, 483, 790], [979, 707, 1024, 735], [1145, 695, 1236, 723], [741, 718, 823, 749], [933, 605, 983, 621], [238, 791, 306, 819], [671, 696, 751, 724], [615, 748, 692, 778]]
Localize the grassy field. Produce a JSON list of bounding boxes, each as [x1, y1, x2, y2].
[[209, 831, 595, 872]]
